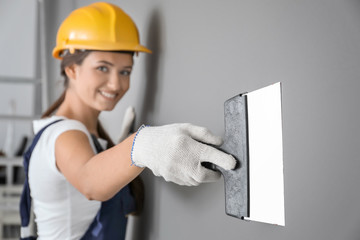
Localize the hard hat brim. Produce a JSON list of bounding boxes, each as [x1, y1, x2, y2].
[[52, 43, 152, 60]]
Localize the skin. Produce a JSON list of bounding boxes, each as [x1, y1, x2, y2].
[[55, 51, 144, 201]]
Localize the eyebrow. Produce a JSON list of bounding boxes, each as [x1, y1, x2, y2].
[[97, 60, 133, 69]]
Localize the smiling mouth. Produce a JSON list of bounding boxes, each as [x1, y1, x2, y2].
[[99, 90, 117, 99]]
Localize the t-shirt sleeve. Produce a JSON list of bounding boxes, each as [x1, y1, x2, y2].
[[37, 119, 97, 175]]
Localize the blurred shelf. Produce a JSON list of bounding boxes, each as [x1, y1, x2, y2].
[[0, 158, 23, 167], [0, 185, 22, 191], [0, 115, 39, 121], [0, 76, 41, 84], [0, 158, 23, 189]]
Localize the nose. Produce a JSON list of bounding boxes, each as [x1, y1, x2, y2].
[[108, 73, 129, 92]]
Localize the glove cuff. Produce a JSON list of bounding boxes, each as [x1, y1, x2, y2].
[[131, 124, 148, 167]]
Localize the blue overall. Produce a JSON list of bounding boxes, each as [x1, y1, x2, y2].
[[20, 120, 136, 240]]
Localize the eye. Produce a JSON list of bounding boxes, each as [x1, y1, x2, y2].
[[97, 66, 109, 72], [120, 70, 132, 76]]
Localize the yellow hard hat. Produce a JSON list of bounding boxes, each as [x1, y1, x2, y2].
[[52, 2, 151, 59]]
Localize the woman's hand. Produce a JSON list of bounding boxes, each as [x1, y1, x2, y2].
[[131, 123, 236, 186]]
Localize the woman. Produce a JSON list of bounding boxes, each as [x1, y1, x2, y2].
[[20, 2, 236, 239]]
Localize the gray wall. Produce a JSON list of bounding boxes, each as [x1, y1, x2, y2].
[[121, 1, 360, 239], [119, 1, 360, 239], [2, 0, 360, 239]]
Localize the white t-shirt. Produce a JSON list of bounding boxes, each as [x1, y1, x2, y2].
[[28, 116, 105, 240]]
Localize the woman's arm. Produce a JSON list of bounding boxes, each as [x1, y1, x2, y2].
[[56, 124, 237, 201], [55, 130, 143, 201]]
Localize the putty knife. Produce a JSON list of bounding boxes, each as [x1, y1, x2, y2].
[[205, 82, 285, 226]]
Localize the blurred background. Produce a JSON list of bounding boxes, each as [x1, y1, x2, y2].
[[1, 0, 360, 239]]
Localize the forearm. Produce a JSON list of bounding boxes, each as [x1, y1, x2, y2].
[[81, 133, 144, 201]]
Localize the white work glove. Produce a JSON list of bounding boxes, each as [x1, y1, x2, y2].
[[117, 106, 136, 143], [131, 123, 236, 186]]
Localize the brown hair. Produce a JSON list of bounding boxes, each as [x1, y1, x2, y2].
[[41, 50, 90, 118], [42, 50, 144, 214]]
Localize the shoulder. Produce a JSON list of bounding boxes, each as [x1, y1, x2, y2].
[[33, 116, 90, 138], [33, 116, 96, 152]]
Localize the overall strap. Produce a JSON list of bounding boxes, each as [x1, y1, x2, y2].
[[20, 119, 64, 239], [91, 134, 105, 153], [81, 136, 136, 240]]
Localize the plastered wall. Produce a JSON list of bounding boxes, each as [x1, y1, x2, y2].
[[2, 1, 360, 239], [97, 1, 360, 239]]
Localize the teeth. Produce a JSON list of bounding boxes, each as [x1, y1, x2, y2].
[[100, 91, 116, 99]]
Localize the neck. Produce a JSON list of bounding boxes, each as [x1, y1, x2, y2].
[[55, 90, 100, 136]]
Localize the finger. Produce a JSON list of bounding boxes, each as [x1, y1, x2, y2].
[[185, 124, 223, 146], [194, 167, 221, 183], [172, 171, 199, 186], [163, 174, 197, 186], [184, 177, 200, 186], [201, 145, 237, 170]]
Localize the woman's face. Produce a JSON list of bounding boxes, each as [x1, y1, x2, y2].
[[67, 51, 133, 112]]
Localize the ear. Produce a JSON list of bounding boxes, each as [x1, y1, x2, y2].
[[64, 64, 78, 81]]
